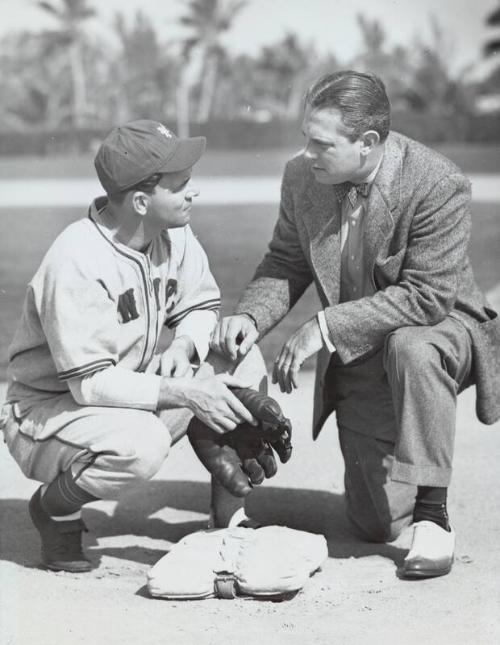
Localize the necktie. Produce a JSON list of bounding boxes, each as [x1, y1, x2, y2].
[[333, 182, 370, 208]]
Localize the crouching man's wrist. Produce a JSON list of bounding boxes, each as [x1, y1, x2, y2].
[[157, 376, 191, 411]]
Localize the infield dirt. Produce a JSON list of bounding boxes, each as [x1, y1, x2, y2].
[[1, 376, 499, 645]]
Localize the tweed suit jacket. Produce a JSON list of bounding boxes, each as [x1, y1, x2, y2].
[[236, 131, 500, 434]]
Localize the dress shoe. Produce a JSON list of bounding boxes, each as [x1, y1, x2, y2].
[[401, 520, 455, 579]]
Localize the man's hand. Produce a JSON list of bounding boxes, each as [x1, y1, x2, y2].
[[185, 374, 258, 433], [160, 373, 257, 434], [187, 388, 293, 497], [211, 314, 259, 360], [160, 336, 194, 378], [273, 317, 323, 393]]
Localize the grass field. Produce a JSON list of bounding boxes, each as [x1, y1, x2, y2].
[[1, 200, 499, 377]]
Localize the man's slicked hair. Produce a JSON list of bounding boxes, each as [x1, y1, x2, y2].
[[305, 70, 391, 142]]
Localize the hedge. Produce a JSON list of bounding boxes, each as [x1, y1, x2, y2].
[[1, 112, 499, 155]]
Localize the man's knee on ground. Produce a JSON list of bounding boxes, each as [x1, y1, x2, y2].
[[384, 327, 441, 377], [347, 510, 403, 543]]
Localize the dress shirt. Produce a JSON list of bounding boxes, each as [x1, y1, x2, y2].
[[317, 156, 384, 353]]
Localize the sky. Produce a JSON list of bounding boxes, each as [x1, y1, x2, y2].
[[0, 0, 498, 76]]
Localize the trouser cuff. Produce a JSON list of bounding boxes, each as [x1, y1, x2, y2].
[[390, 461, 452, 487]]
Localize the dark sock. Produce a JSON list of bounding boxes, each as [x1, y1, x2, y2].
[[42, 468, 99, 517], [414, 486, 450, 531], [210, 477, 246, 527]]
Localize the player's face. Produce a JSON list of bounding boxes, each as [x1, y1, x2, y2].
[[149, 170, 199, 228], [302, 105, 364, 185]]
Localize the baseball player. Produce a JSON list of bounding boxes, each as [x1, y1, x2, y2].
[[1, 120, 290, 573]]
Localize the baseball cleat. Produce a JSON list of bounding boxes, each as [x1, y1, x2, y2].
[[29, 487, 92, 573]]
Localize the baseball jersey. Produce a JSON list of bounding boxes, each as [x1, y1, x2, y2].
[[7, 196, 220, 419]]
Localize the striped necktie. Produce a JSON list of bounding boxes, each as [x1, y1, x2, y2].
[[333, 182, 371, 208]]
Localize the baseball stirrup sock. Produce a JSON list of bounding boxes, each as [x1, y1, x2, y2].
[[414, 486, 450, 531], [42, 468, 99, 517]]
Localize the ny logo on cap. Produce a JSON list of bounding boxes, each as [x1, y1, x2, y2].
[[157, 124, 173, 138]]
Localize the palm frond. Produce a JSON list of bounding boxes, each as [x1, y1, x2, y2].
[[484, 39, 500, 57], [486, 6, 500, 25], [38, 1, 61, 17]]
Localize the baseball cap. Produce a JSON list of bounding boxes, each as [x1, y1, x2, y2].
[[94, 119, 206, 195]]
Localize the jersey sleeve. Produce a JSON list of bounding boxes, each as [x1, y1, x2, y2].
[[68, 366, 162, 410], [32, 255, 120, 381], [165, 226, 220, 362]]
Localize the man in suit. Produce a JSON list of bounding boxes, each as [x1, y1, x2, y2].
[[211, 70, 500, 578]]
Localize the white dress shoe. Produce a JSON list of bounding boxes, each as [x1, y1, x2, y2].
[[402, 520, 455, 579]]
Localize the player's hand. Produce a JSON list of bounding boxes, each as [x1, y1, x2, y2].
[[182, 374, 258, 434], [160, 336, 194, 378], [273, 317, 323, 394], [210, 314, 259, 360]]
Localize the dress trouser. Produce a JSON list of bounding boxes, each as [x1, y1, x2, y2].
[[325, 316, 473, 542]]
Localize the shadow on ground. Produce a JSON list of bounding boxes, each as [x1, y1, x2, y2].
[[0, 481, 406, 571]]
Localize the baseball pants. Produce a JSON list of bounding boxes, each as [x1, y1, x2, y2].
[[3, 346, 266, 500], [325, 315, 473, 542]]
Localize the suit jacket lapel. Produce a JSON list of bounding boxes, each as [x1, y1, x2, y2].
[[363, 134, 402, 271], [298, 134, 402, 305], [304, 181, 342, 305]]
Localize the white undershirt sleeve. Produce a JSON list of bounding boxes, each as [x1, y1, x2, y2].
[[317, 311, 336, 354], [68, 365, 162, 410]]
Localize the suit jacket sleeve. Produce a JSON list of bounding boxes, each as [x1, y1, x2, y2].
[[325, 172, 472, 363], [235, 161, 314, 334]]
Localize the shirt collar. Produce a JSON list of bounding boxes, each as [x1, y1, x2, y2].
[[356, 152, 384, 187]]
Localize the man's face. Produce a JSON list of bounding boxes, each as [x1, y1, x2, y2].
[[302, 105, 363, 185], [147, 169, 199, 229]]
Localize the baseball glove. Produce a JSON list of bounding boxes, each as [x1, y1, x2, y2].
[[187, 388, 293, 497]]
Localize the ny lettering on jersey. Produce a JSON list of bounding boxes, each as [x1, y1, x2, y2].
[[118, 288, 139, 323], [152, 278, 178, 313], [165, 279, 178, 313]]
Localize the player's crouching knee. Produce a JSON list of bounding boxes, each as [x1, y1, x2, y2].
[[205, 343, 267, 390], [233, 345, 267, 389], [126, 419, 172, 481]]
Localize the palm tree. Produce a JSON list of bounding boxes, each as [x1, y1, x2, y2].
[[0, 31, 63, 129], [178, 0, 247, 127], [351, 16, 414, 108], [38, 0, 96, 127], [409, 18, 472, 115], [484, 3, 500, 57], [473, 2, 500, 105], [257, 33, 314, 119], [113, 11, 179, 123]]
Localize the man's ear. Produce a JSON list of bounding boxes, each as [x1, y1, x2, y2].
[[131, 191, 149, 216], [360, 130, 380, 155]]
